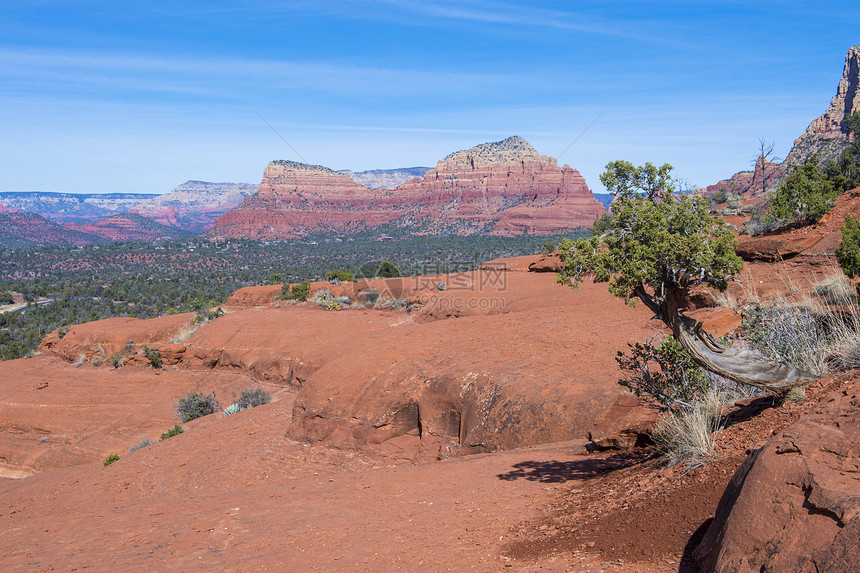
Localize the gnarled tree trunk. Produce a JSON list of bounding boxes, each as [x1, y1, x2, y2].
[[634, 284, 814, 396]]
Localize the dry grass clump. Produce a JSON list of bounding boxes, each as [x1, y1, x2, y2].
[[651, 386, 724, 470]]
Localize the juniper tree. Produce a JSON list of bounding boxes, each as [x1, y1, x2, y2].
[[559, 161, 813, 396]]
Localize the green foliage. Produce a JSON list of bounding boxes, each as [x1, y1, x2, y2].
[[541, 242, 557, 254], [269, 272, 283, 285], [358, 260, 401, 279], [599, 160, 675, 201], [175, 391, 221, 423], [109, 352, 123, 369], [279, 279, 311, 302], [324, 269, 356, 282], [142, 345, 162, 369], [0, 292, 13, 305], [558, 189, 743, 301], [766, 155, 837, 227], [160, 424, 183, 440], [291, 280, 311, 302], [836, 215, 860, 280], [103, 453, 120, 466], [616, 336, 709, 410]]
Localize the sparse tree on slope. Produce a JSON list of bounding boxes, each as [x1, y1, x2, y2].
[[559, 161, 813, 397]]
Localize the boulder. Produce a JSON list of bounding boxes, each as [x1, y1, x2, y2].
[[694, 377, 860, 572]]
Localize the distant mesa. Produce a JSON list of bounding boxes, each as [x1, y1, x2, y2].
[[0, 191, 157, 226], [209, 135, 607, 239], [130, 180, 257, 233]]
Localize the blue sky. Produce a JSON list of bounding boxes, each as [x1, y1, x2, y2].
[[1, 1, 859, 195]]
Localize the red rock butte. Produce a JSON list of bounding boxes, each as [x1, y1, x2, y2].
[[210, 136, 606, 239]]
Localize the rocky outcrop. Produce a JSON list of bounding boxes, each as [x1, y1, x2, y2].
[[0, 200, 16, 214], [785, 45, 860, 168], [131, 180, 257, 232], [706, 46, 860, 196], [694, 376, 860, 572], [210, 136, 606, 239]]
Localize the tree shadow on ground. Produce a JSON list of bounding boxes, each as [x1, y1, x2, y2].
[[496, 450, 651, 483]]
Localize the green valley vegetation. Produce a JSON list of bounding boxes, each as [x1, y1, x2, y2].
[[0, 232, 585, 359]]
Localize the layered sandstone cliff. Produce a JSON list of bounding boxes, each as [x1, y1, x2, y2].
[[785, 45, 860, 167], [708, 46, 860, 196], [210, 136, 606, 239]]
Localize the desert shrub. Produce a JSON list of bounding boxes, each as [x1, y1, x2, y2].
[[616, 335, 709, 410], [224, 387, 272, 415], [836, 215, 860, 284], [280, 280, 311, 302], [129, 437, 151, 452], [175, 391, 221, 422], [192, 307, 224, 326], [358, 260, 401, 279], [651, 387, 724, 469], [0, 292, 13, 305], [103, 453, 120, 466], [160, 424, 184, 440], [541, 242, 557, 254], [325, 269, 357, 283], [765, 154, 838, 228], [234, 387, 271, 410], [57, 326, 70, 340], [742, 295, 860, 376], [142, 345, 162, 369], [109, 353, 123, 369]]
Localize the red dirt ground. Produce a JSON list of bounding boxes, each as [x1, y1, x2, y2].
[[0, 247, 856, 571]]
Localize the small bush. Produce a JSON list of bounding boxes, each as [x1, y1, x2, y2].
[[234, 387, 272, 410], [103, 453, 120, 466], [291, 280, 311, 302], [616, 335, 709, 410], [0, 292, 14, 305], [192, 307, 224, 327], [224, 387, 272, 416], [160, 424, 184, 440], [142, 345, 162, 369], [129, 437, 151, 452], [176, 391, 221, 422], [279, 280, 311, 302], [109, 353, 123, 369], [765, 154, 838, 228], [325, 269, 357, 283]]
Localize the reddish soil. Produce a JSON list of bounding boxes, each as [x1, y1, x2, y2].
[[1, 251, 857, 570]]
